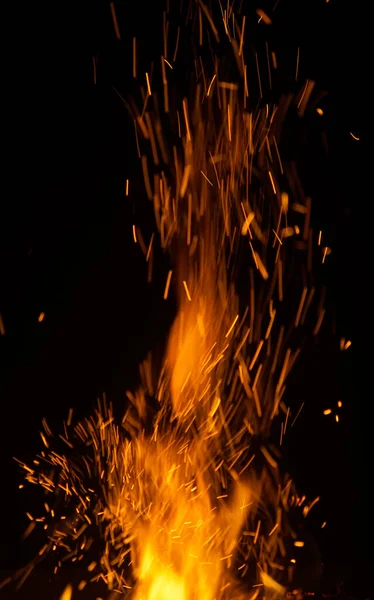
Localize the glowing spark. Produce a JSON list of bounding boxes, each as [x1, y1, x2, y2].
[[173, 26, 180, 62], [269, 523, 279, 536], [201, 170, 213, 186], [256, 9, 272, 25], [241, 212, 255, 235], [291, 402, 305, 427], [268, 170, 276, 194], [133, 38, 137, 78], [238, 15, 246, 56], [297, 80, 315, 116], [164, 271, 173, 300], [182, 99, 191, 141], [182, 280, 192, 301], [272, 229, 282, 245], [145, 72, 152, 96], [146, 233, 154, 262], [132, 225, 137, 243], [207, 74, 216, 97], [77, 580, 87, 591], [109, 2, 121, 39], [38, 312, 45, 323], [60, 585, 73, 600], [180, 165, 191, 198], [350, 132, 360, 141], [253, 252, 269, 280], [0, 314, 5, 335], [225, 315, 239, 338], [322, 246, 331, 263]]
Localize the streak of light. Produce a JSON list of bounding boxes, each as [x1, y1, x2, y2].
[[183, 280, 192, 301], [109, 2, 120, 39]]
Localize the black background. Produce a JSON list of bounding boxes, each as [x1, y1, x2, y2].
[[1, 0, 370, 597]]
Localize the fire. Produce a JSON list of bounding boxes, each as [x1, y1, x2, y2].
[[11, 2, 334, 599], [121, 439, 251, 600]]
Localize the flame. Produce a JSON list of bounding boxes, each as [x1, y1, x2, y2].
[[13, 2, 329, 599]]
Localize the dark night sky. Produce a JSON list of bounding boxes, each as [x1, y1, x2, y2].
[[0, 0, 371, 596]]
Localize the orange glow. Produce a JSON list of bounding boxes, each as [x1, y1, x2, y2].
[[38, 312, 45, 323], [60, 585, 73, 600], [16, 2, 332, 598]]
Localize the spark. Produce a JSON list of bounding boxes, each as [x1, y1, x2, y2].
[[182, 280, 192, 301], [0, 314, 5, 335], [291, 402, 305, 427], [132, 225, 137, 243], [225, 315, 239, 338], [268, 170, 277, 194], [133, 38, 137, 79], [145, 72, 152, 96], [163, 270, 173, 300], [238, 15, 246, 56], [109, 2, 121, 40], [256, 9, 272, 25], [207, 74, 216, 97], [60, 585, 73, 600], [201, 170, 213, 186]]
